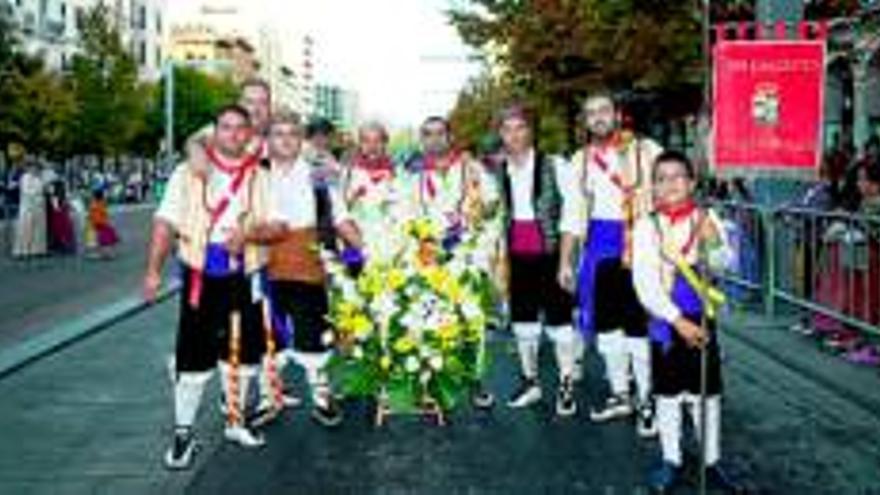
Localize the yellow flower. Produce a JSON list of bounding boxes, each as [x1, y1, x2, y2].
[[393, 335, 416, 354], [387, 269, 406, 291], [437, 322, 460, 342], [380, 355, 392, 371], [351, 314, 372, 339]]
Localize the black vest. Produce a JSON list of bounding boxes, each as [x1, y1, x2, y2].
[[500, 152, 563, 252]]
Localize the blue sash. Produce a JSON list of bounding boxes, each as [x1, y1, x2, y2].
[[203, 243, 244, 277], [576, 219, 624, 338], [649, 270, 704, 352]]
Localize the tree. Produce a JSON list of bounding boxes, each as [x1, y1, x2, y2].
[[448, 0, 706, 149], [68, 4, 148, 160], [144, 66, 238, 155], [0, 5, 76, 161]]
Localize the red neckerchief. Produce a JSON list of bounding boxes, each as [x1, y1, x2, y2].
[[656, 199, 697, 225], [353, 154, 394, 183], [421, 150, 462, 199], [189, 146, 259, 308], [656, 200, 703, 258]]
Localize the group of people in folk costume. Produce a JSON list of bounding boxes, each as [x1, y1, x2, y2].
[[143, 78, 742, 493]]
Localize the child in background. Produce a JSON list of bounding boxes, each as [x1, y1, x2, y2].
[[88, 189, 119, 259]]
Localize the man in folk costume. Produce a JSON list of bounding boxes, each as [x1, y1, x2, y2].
[[144, 105, 276, 469], [260, 111, 363, 427], [342, 121, 400, 263], [186, 78, 272, 166], [632, 151, 741, 493], [185, 79, 300, 418], [558, 92, 662, 436], [494, 105, 581, 416], [404, 116, 501, 409]]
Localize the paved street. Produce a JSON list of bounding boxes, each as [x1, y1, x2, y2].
[[0, 205, 163, 349], [0, 298, 878, 494]]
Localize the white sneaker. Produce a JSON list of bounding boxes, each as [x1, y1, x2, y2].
[[507, 379, 542, 408], [589, 395, 633, 422], [224, 425, 265, 448], [164, 429, 196, 470]]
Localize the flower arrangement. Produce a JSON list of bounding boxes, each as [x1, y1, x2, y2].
[[324, 214, 497, 416]]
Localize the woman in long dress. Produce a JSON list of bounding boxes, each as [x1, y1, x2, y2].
[[12, 163, 48, 258]]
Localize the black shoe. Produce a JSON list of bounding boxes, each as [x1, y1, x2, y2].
[[706, 463, 745, 494], [555, 377, 577, 417], [637, 402, 658, 438], [648, 461, 681, 494], [312, 397, 343, 427], [164, 427, 196, 470]]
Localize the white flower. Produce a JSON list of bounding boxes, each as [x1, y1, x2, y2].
[[429, 355, 443, 371], [321, 331, 335, 346], [405, 355, 420, 373], [352, 345, 364, 360]]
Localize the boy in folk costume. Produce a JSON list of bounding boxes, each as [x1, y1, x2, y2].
[[261, 111, 363, 427], [144, 106, 276, 469], [559, 93, 662, 435], [632, 151, 741, 493], [494, 105, 581, 416]]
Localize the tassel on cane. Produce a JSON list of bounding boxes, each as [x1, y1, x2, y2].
[[226, 311, 242, 427], [262, 300, 284, 413]]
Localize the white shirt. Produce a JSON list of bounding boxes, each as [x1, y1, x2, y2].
[[565, 138, 662, 230], [632, 208, 733, 324], [155, 163, 250, 244], [507, 150, 536, 221], [269, 158, 349, 229]]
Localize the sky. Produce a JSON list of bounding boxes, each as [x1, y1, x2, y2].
[[167, 0, 483, 128]]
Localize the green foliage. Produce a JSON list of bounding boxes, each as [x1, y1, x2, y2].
[[447, 0, 706, 151], [68, 4, 148, 157]]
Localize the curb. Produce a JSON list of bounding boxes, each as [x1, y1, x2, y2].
[[0, 283, 179, 380]]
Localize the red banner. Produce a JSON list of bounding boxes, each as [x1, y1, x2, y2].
[[713, 40, 825, 172]]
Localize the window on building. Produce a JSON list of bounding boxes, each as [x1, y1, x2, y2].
[[156, 47, 161, 65], [60, 2, 66, 18], [138, 40, 146, 65], [156, 12, 161, 33], [75, 7, 83, 30], [138, 5, 146, 30]]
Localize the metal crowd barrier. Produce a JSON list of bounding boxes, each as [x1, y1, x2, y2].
[[711, 201, 880, 337]]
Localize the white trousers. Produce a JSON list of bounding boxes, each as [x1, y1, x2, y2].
[[595, 330, 651, 405], [512, 322, 577, 382], [656, 394, 722, 466]]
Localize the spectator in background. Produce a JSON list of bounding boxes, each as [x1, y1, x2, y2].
[[843, 160, 880, 364], [12, 159, 48, 259], [87, 188, 120, 259], [46, 181, 76, 254]]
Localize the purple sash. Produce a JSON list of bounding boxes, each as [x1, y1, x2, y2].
[[577, 219, 624, 338], [649, 270, 704, 352], [203, 243, 244, 277]]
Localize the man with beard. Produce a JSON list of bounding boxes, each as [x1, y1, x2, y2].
[[559, 92, 662, 437]]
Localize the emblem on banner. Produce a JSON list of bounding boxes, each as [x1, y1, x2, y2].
[[752, 83, 780, 127]]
